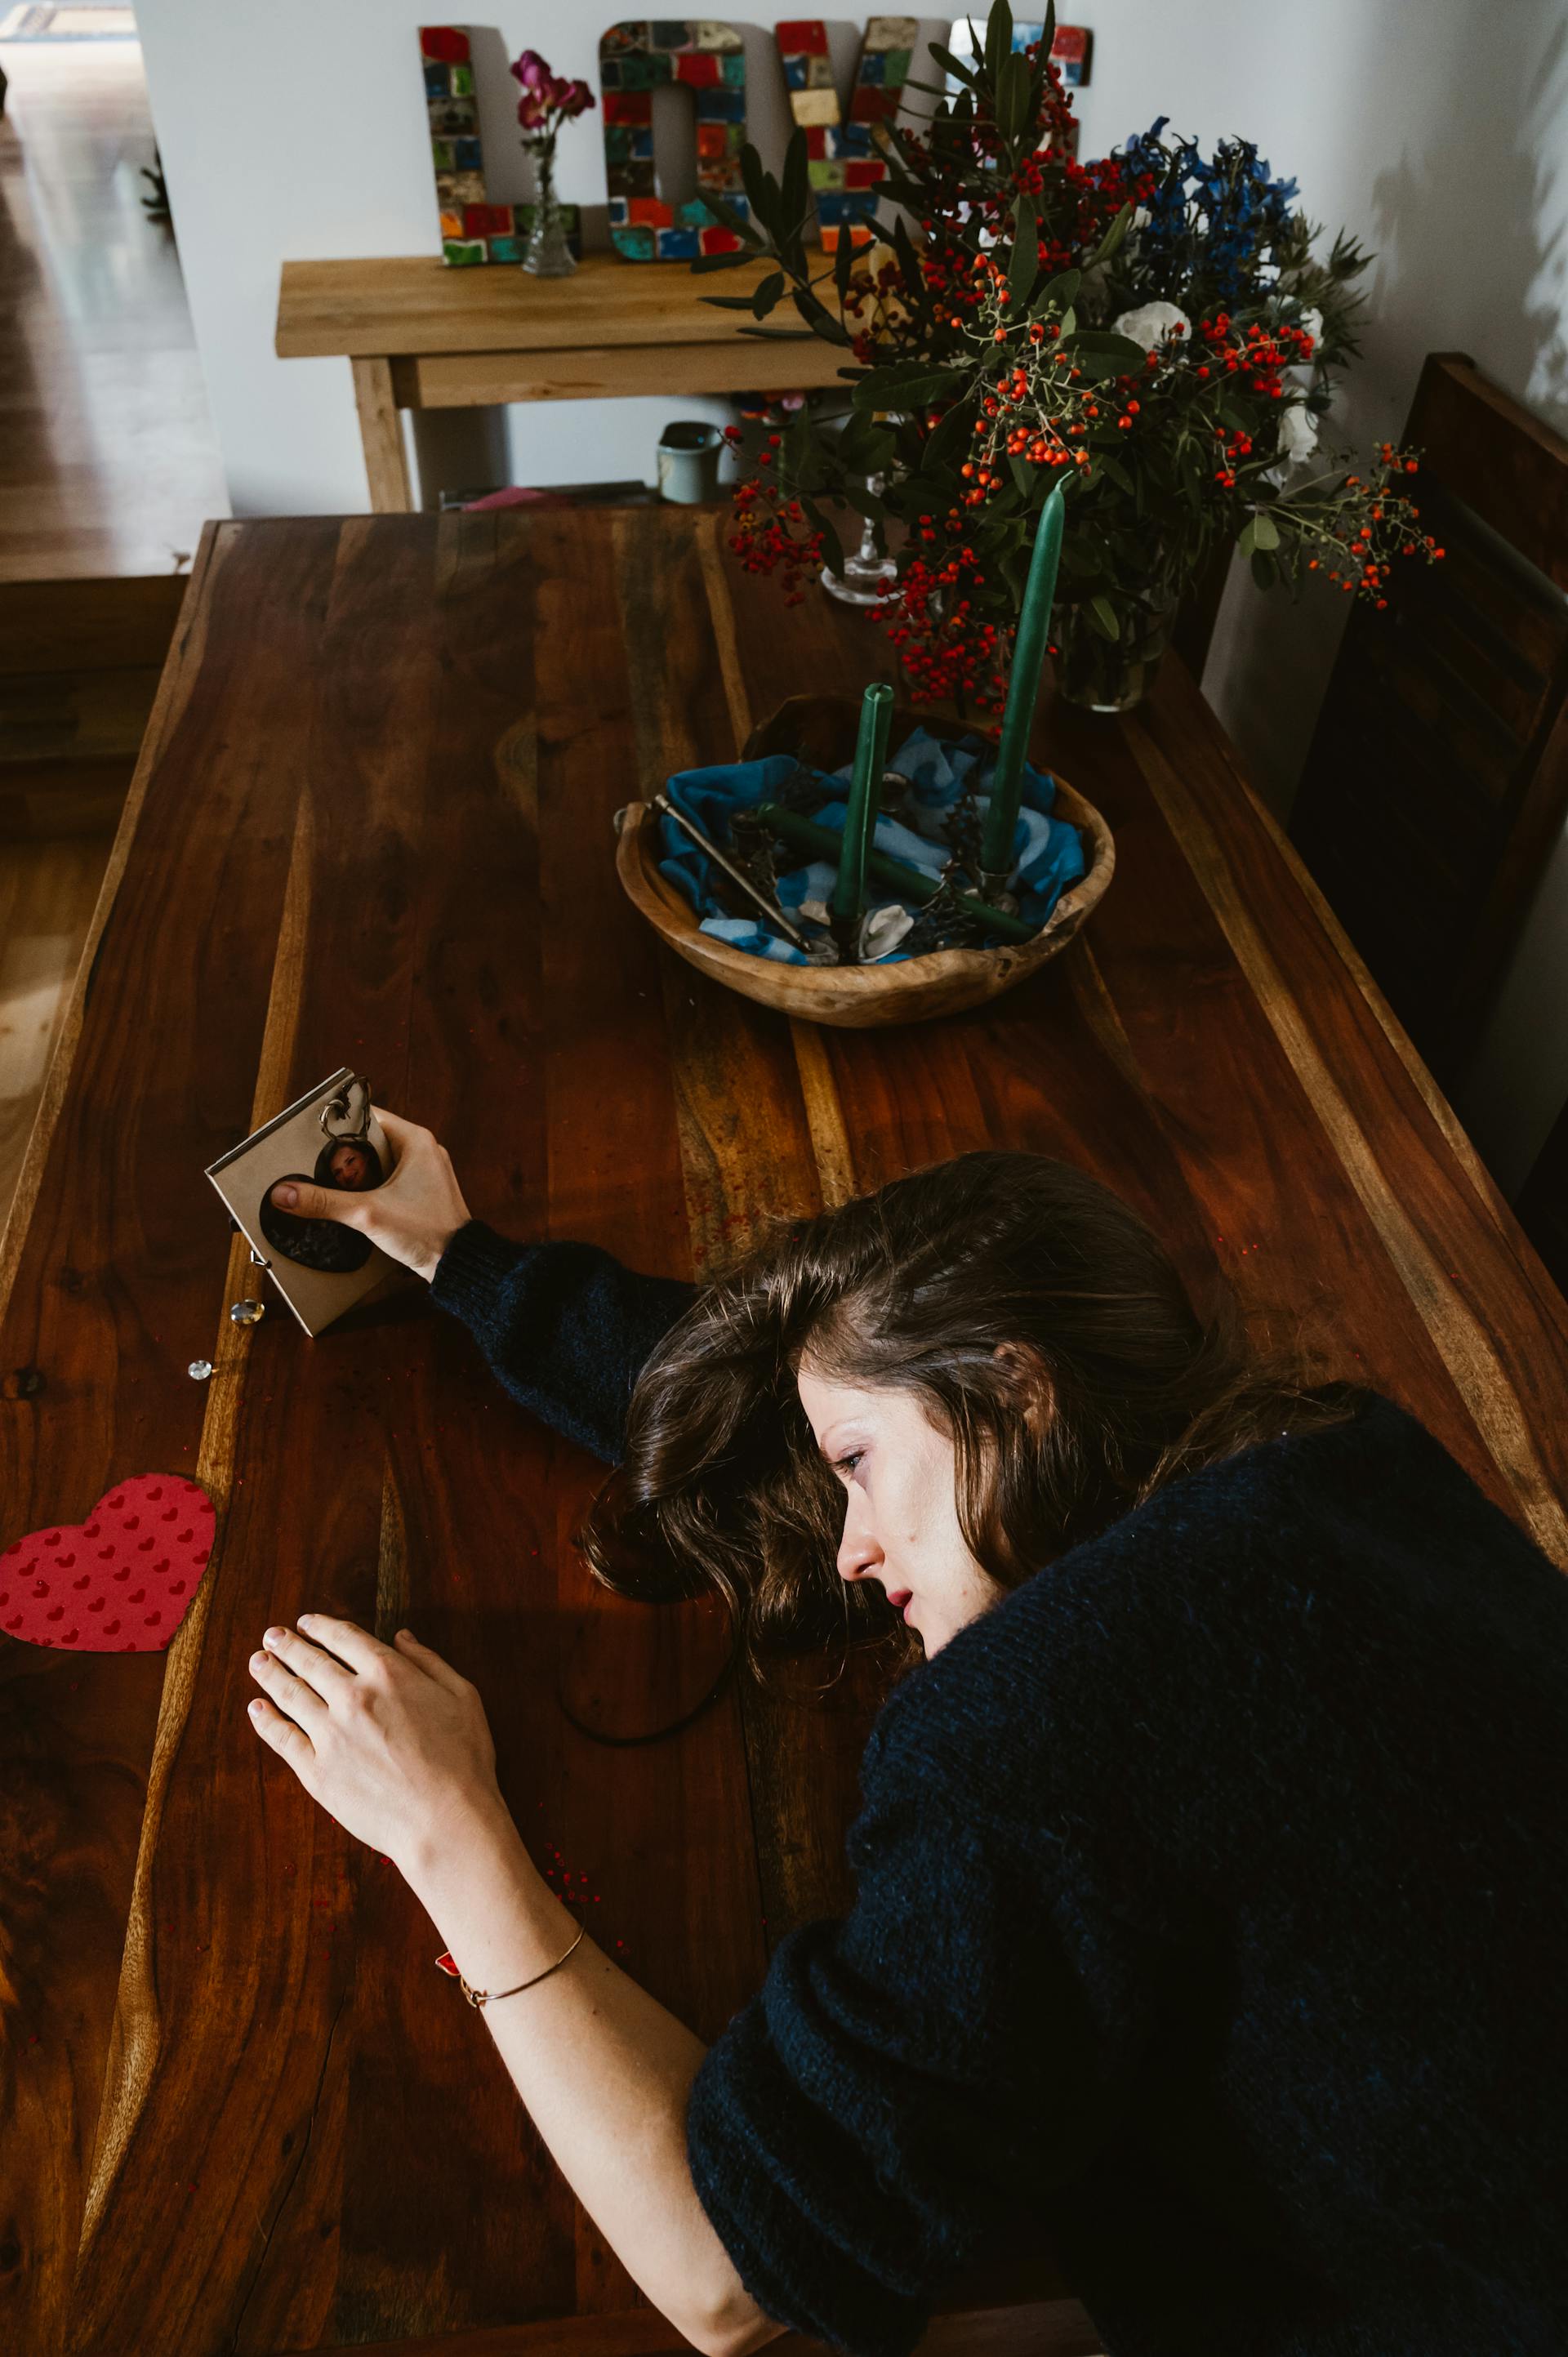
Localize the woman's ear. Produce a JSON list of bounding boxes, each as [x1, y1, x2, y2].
[[991, 1340, 1054, 1438]]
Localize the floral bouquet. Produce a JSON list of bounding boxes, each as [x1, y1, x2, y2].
[[510, 48, 595, 278], [701, 1, 1443, 715]]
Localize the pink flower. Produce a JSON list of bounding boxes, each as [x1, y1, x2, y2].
[[509, 47, 550, 92], [516, 91, 550, 132], [564, 78, 595, 117]]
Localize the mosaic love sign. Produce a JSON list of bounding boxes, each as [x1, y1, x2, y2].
[[419, 18, 1093, 265]]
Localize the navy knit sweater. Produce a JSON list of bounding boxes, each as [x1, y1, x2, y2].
[[432, 1219, 1568, 2357]]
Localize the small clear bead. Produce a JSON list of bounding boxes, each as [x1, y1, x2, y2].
[[229, 1299, 266, 1326], [188, 1359, 213, 1382]]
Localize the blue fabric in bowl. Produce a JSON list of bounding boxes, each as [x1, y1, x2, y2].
[[655, 728, 1087, 967]]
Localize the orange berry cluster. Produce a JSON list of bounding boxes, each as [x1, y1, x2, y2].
[[1301, 449, 1443, 605]]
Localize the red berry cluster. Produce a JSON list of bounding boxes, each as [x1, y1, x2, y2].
[[725, 431, 824, 605], [1194, 311, 1315, 399], [878, 536, 1008, 715]]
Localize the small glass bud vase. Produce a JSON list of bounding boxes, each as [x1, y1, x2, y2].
[[822, 474, 898, 607], [521, 137, 575, 278], [1053, 592, 1179, 714]]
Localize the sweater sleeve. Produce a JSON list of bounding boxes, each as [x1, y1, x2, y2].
[[684, 1748, 1161, 2357], [428, 1219, 698, 1466]]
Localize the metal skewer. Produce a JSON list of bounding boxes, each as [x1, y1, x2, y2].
[[651, 793, 811, 951]]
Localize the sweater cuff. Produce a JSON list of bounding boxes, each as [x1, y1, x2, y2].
[[430, 1219, 537, 1327]]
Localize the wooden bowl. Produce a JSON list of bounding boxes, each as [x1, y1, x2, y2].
[[614, 695, 1116, 1029]]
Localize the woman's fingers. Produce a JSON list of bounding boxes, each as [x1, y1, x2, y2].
[[289, 1611, 390, 1678], [392, 1625, 474, 1696], [251, 1635, 332, 1723], [371, 1104, 426, 1150], [270, 1178, 360, 1223]]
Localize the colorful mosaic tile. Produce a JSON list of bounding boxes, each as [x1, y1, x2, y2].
[[777, 17, 916, 252], [418, 26, 583, 267], [599, 20, 750, 259]]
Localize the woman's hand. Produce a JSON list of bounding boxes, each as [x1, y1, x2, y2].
[[247, 1614, 505, 1878], [269, 1107, 472, 1281]]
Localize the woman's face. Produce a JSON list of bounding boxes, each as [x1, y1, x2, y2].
[[796, 1364, 1006, 1656], [328, 1141, 374, 1191]]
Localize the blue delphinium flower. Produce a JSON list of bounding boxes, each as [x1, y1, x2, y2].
[[1117, 118, 1299, 310]]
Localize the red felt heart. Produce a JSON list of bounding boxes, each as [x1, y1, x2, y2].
[[0, 1477, 216, 1652]]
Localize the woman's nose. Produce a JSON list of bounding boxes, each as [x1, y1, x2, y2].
[[837, 1512, 882, 1584]]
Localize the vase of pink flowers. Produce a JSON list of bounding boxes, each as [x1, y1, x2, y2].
[[510, 49, 595, 278]]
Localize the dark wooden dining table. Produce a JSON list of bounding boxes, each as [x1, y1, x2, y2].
[[4, 507, 1567, 2357]]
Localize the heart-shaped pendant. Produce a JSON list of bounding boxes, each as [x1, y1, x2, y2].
[[0, 1477, 215, 1652]]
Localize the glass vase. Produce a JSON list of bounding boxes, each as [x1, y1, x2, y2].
[[822, 474, 899, 606], [521, 138, 575, 278], [1054, 594, 1179, 715]]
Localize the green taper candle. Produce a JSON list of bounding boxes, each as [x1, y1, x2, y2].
[[831, 681, 894, 961], [981, 480, 1065, 883]]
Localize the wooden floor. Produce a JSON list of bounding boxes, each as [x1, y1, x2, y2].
[[0, 35, 228, 577], [0, 832, 107, 1228], [0, 36, 224, 1242]]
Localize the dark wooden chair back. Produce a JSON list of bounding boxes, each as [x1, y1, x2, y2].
[[1286, 352, 1568, 1091]]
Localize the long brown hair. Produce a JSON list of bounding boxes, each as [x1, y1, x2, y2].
[[579, 1151, 1366, 1682]]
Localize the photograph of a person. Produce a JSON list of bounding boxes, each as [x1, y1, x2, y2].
[[258, 1133, 386, 1274]]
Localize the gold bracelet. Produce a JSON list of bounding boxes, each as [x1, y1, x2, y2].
[[434, 1907, 586, 2007]]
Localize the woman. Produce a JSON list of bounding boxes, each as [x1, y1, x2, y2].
[[251, 1112, 1568, 2357]]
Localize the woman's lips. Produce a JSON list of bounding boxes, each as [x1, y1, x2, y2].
[[888, 1589, 912, 1616]]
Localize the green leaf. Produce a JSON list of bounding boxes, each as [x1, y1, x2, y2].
[[799, 496, 845, 583], [997, 50, 1030, 142], [1033, 266, 1080, 316], [694, 192, 764, 252], [834, 216, 854, 305], [1250, 548, 1278, 588], [1251, 510, 1280, 550], [735, 323, 816, 341], [984, 0, 1014, 86], [1008, 197, 1037, 306], [1063, 329, 1148, 363], [751, 270, 786, 319], [1236, 519, 1257, 559], [702, 292, 769, 312], [1089, 594, 1121, 639], [922, 403, 972, 470], [740, 145, 774, 232], [853, 363, 968, 408], [892, 215, 924, 303], [792, 284, 853, 347], [927, 41, 978, 87], [1085, 199, 1134, 273], [690, 247, 756, 274], [780, 127, 808, 247], [1098, 454, 1134, 493]]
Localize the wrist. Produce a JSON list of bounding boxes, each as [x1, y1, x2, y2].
[[404, 1800, 581, 1993], [400, 1785, 519, 1900]]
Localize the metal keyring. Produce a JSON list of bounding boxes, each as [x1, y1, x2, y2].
[[319, 1075, 373, 1143]]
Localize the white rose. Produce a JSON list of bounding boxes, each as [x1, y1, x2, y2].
[[1111, 299, 1192, 350], [1276, 404, 1319, 466]]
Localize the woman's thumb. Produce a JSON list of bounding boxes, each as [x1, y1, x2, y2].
[[270, 1178, 347, 1221]]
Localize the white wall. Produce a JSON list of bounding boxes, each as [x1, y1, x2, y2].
[[136, 0, 1568, 1191]]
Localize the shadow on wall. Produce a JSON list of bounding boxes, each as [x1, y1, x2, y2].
[[1201, 6, 1568, 827]]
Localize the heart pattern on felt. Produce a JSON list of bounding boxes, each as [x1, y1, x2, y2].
[[1, 1477, 216, 1652]]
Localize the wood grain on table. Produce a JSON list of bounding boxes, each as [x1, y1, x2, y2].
[[2, 510, 1565, 2357]]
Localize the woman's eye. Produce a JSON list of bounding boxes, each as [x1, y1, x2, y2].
[[834, 1451, 863, 1479]]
